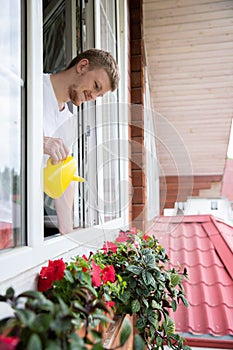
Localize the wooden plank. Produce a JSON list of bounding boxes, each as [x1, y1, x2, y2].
[[144, 9, 233, 27], [144, 18, 233, 35], [145, 23, 233, 44], [153, 98, 233, 108], [151, 83, 233, 92], [103, 315, 134, 349], [147, 48, 233, 63], [154, 66, 233, 79], [145, 41, 233, 57], [153, 75, 233, 87], [144, 0, 227, 12]]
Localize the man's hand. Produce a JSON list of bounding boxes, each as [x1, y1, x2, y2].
[[44, 136, 69, 164]]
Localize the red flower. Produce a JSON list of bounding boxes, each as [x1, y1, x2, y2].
[[102, 241, 118, 254], [38, 259, 66, 292], [143, 234, 150, 241], [81, 255, 89, 272], [0, 335, 19, 350], [91, 262, 102, 287], [101, 265, 115, 283], [48, 259, 66, 280], [91, 262, 115, 286], [105, 301, 115, 309]]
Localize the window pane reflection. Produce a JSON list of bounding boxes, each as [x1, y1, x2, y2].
[[0, 1, 22, 250]]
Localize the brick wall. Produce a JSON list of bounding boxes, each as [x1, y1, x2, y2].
[[129, 0, 146, 230]]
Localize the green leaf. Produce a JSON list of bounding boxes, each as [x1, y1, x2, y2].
[[27, 333, 42, 350], [92, 343, 104, 350], [171, 273, 181, 287], [6, 287, 15, 300], [120, 290, 131, 302], [73, 300, 89, 315], [19, 291, 54, 311], [143, 253, 155, 267], [135, 318, 146, 332], [126, 265, 143, 275], [142, 270, 154, 286], [180, 294, 189, 307], [15, 308, 36, 326], [163, 317, 175, 334], [93, 313, 114, 324], [133, 334, 145, 350], [31, 314, 52, 332], [151, 300, 162, 310], [142, 297, 149, 308], [120, 317, 132, 346], [68, 333, 86, 349], [132, 299, 140, 313], [171, 299, 177, 312], [155, 336, 163, 347], [64, 269, 74, 283], [44, 340, 61, 350], [19, 290, 45, 300]]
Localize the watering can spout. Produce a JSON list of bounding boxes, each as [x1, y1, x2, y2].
[[72, 175, 85, 182], [44, 156, 85, 199]]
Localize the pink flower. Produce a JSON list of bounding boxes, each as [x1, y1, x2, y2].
[[38, 259, 66, 292], [102, 241, 118, 254], [102, 265, 115, 283], [0, 335, 19, 350], [91, 262, 102, 287], [130, 227, 138, 235], [116, 231, 129, 243]]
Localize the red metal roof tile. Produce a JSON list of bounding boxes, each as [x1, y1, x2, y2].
[[147, 215, 233, 339]]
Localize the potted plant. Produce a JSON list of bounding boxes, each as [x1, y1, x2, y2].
[[0, 228, 191, 350], [93, 228, 190, 349]]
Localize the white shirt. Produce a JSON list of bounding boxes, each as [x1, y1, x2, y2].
[[43, 74, 77, 165], [43, 73, 73, 137]]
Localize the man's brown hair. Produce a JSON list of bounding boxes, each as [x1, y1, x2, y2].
[[67, 48, 120, 91]]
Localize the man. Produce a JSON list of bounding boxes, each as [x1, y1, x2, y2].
[[43, 48, 120, 234]]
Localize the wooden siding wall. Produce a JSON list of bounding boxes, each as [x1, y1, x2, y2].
[[143, 0, 233, 211], [143, 0, 233, 177], [129, 0, 147, 230]]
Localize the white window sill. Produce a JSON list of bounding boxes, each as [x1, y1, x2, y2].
[[0, 218, 128, 295]]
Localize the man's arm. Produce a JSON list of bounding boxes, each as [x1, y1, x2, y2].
[[54, 182, 75, 234]]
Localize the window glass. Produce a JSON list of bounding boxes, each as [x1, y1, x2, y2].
[[0, 1, 23, 250], [43, 1, 66, 73], [98, 0, 120, 222]]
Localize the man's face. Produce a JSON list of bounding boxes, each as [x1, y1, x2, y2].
[[69, 61, 112, 106]]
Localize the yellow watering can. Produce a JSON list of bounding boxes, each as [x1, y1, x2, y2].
[[44, 155, 85, 199]]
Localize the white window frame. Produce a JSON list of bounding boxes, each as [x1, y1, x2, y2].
[[0, 0, 129, 297], [94, 0, 129, 226]]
